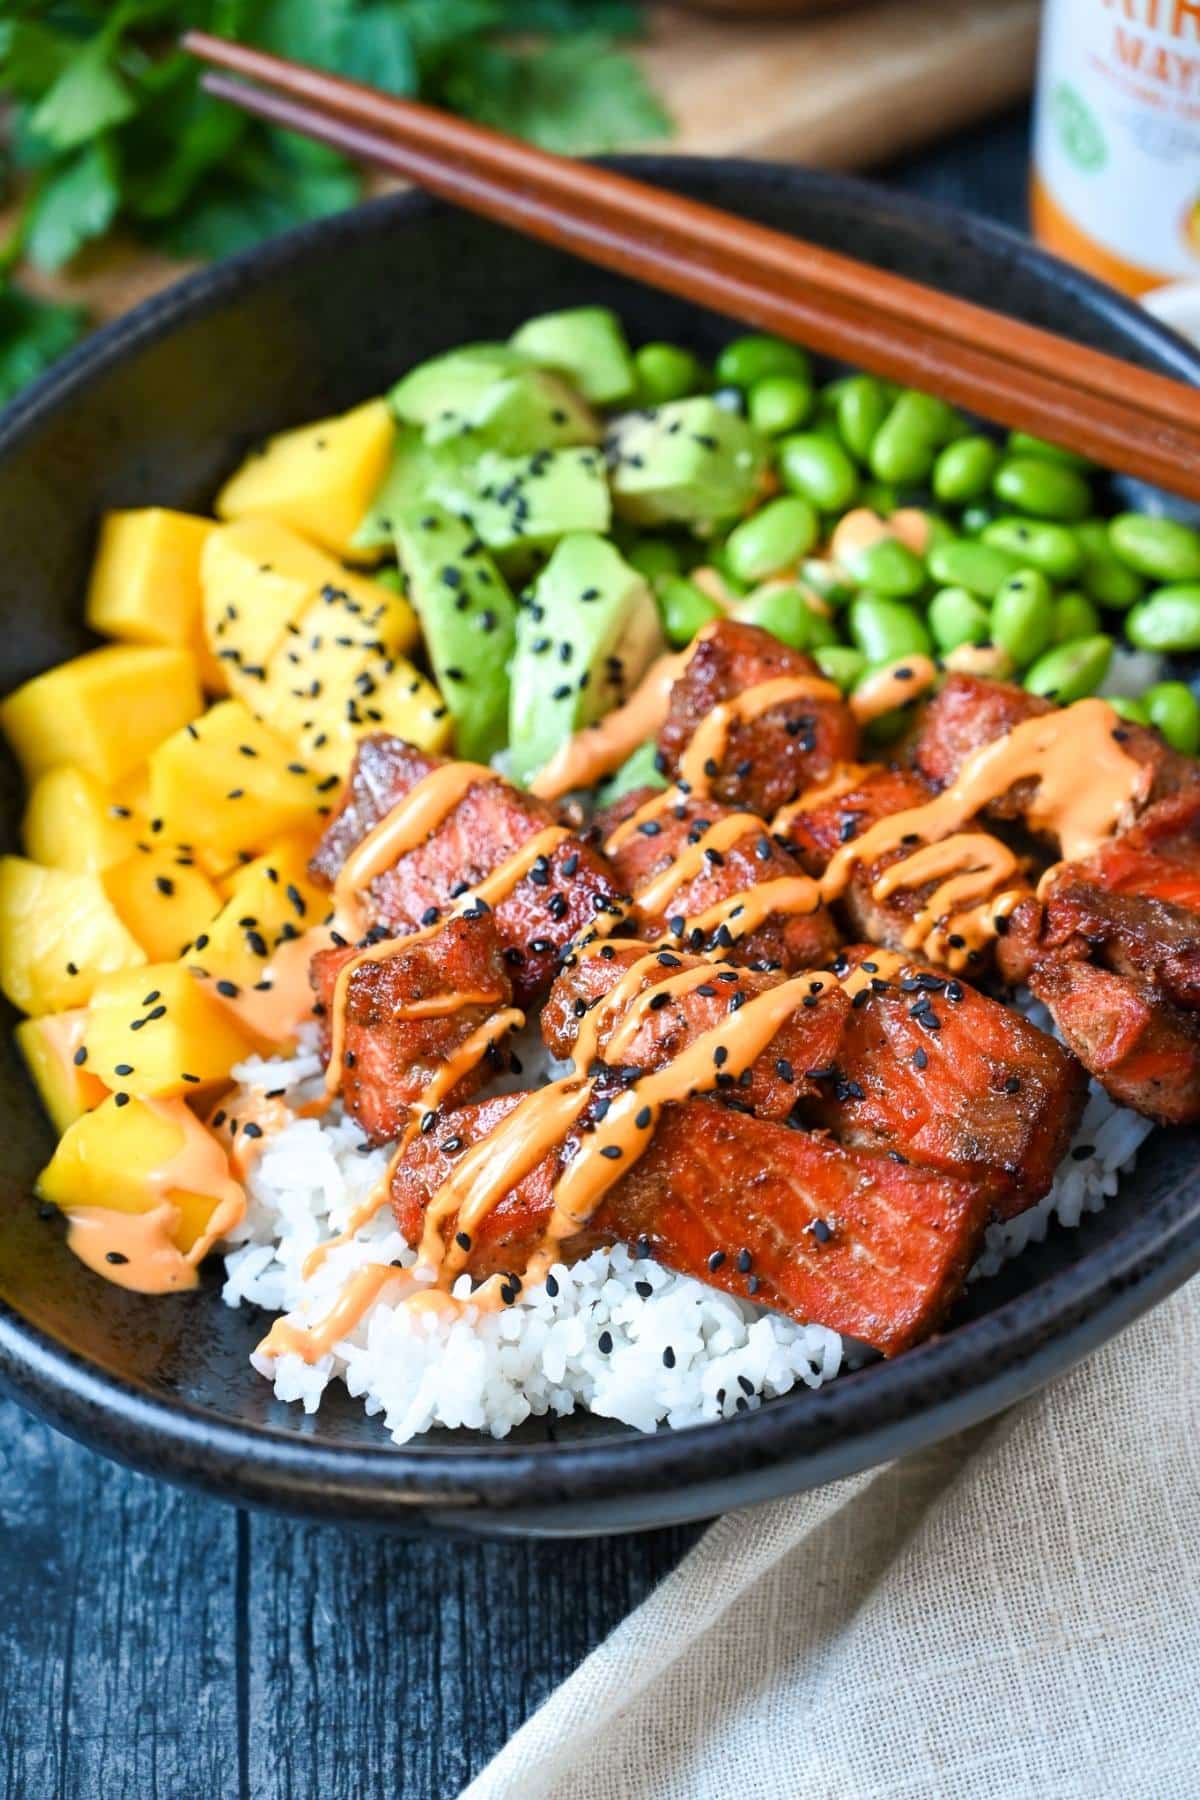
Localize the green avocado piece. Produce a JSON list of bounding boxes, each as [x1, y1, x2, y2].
[[425, 367, 600, 456], [508, 533, 663, 785], [389, 343, 526, 425], [393, 504, 517, 763], [350, 424, 476, 556], [427, 446, 611, 559], [509, 307, 636, 407], [596, 738, 669, 807], [605, 397, 768, 530]]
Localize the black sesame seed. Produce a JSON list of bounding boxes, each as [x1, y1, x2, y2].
[[598, 1329, 613, 1354], [105, 1251, 129, 1265]]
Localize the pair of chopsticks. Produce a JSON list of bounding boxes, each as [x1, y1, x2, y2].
[[185, 32, 1200, 503]]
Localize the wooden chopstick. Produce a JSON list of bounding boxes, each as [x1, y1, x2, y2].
[[185, 33, 1200, 501]]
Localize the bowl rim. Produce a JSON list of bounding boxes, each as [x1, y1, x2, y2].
[[1, 157, 1198, 1529]]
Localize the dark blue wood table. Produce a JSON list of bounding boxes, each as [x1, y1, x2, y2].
[[0, 115, 1029, 1800]]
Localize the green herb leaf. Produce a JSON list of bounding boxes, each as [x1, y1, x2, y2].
[[25, 141, 122, 271], [443, 35, 671, 154], [28, 39, 137, 154], [0, 285, 87, 405], [150, 129, 360, 260]]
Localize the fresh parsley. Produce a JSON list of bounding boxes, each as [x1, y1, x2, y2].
[[0, 0, 670, 395]]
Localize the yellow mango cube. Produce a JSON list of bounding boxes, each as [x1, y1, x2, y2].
[[85, 508, 215, 650], [85, 962, 256, 1098], [201, 517, 416, 710], [102, 846, 221, 962], [197, 839, 327, 997], [0, 857, 145, 1015], [149, 699, 328, 863], [16, 1010, 108, 1133], [22, 766, 143, 872], [215, 398, 395, 559], [0, 645, 203, 785], [38, 1093, 232, 1259], [297, 654, 450, 778]]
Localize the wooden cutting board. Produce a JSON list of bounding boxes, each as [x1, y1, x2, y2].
[[15, 0, 1039, 329]]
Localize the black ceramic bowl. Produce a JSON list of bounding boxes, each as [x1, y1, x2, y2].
[[1, 161, 1198, 1535]]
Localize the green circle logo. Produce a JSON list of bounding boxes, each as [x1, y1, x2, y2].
[[1053, 82, 1107, 172]]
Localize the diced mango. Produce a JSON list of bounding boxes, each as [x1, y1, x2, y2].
[[15, 1011, 108, 1133], [149, 700, 328, 863], [215, 398, 395, 560], [102, 847, 221, 962], [197, 839, 327, 997], [0, 645, 203, 785], [85, 962, 256, 1098], [0, 858, 146, 1015], [85, 509, 215, 654], [201, 518, 417, 712], [294, 656, 451, 778], [22, 766, 143, 872], [38, 1093, 231, 1255]]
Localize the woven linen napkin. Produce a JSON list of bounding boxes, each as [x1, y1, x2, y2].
[[463, 1277, 1200, 1800]]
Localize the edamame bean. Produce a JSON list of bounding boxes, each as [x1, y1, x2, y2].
[[1005, 431, 1095, 470], [959, 502, 1000, 536], [657, 576, 722, 648], [847, 593, 933, 662], [991, 569, 1055, 667], [927, 537, 1024, 598], [1075, 520, 1145, 610], [992, 455, 1092, 521], [715, 334, 811, 390], [869, 391, 961, 485], [634, 343, 706, 405], [1108, 513, 1200, 583], [860, 480, 900, 516], [915, 512, 959, 551], [708, 545, 749, 596], [981, 516, 1083, 581], [725, 496, 819, 583], [836, 376, 889, 462], [626, 537, 683, 583], [800, 558, 857, 609], [1023, 634, 1113, 702], [838, 535, 927, 598], [748, 374, 812, 436], [1144, 680, 1200, 755], [777, 433, 859, 513], [932, 435, 1000, 504], [1051, 590, 1100, 643], [813, 644, 867, 692], [1107, 695, 1150, 726], [731, 586, 812, 651], [1125, 584, 1200, 653], [928, 585, 991, 652]]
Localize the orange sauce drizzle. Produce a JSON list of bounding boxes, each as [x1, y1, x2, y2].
[[333, 761, 496, 937], [850, 655, 939, 727], [677, 675, 841, 791], [632, 811, 766, 916], [528, 647, 694, 801]]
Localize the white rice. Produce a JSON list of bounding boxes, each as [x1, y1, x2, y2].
[[221, 1014, 1155, 1445]]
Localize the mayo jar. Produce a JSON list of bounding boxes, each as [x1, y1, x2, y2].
[[1031, 0, 1200, 295]]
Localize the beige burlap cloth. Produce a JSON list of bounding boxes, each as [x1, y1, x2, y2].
[[463, 1278, 1200, 1800]]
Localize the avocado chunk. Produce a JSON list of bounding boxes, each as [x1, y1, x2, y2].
[[597, 738, 669, 807], [510, 307, 636, 407], [605, 397, 768, 530], [427, 447, 611, 559], [389, 343, 526, 426], [393, 504, 517, 762], [508, 533, 663, 785], [425, 367, 600, 455], [351, 423, 465, 555]]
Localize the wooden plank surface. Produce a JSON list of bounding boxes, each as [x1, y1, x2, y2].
[[0, 121, 1030, 1800]]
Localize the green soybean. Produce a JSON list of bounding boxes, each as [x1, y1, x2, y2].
[[1051, 590, 1101, 642], [991, 569, 1055, 667], [1023, 633, 1113, 702], [715, 334, 811, 390], [1125, 584, 1200, 653], [1075, 520, 1146, 610], [992, 455, 1092, 521], [1108, 513, 1200, 583], [869, 391, 961, 485], [814, 644, 867, 692], [633, 342, 707, 406], [981, 516, 1083, 581], [708, 543, 750, 595], [800, 558, 857, 609], [847, 593, 933, 662], [928, 585, 991, 652], [725, 496, 819, 583], [626, 537, 683, 583], [915, 511, 959, 552], [927, 537, 1024, 598], [932, 435, 1000, 504], [839, 535, 927, 598], [1144, 680, 1200, 755], [731, 586, 823, 651], [1107, 695, 1150, 726], [1005, 431, 1095, 470], [777, 433, 859, 512], [657, 576, 722, 648], [959, 502, 1000, 536], [860, 480, 901, 516], [748, 374, 812, 436], [836, 376, 890, 463]]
